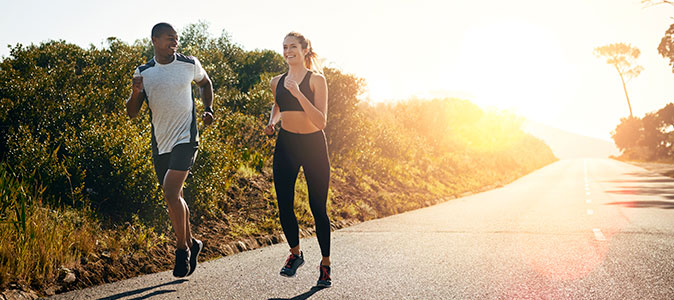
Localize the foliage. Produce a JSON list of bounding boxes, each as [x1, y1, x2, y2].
[[0, 22, 556, 294], [612, 103, 674, 160], [0, 162, 93, 289], [323, 67, 367, 160], [594, 43, 643, 118], [642, 0, 674, 8], [594, 43, 644, 80], [658, 23, 674, 73]]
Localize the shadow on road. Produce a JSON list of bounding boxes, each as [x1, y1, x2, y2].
[[96, 279, 187, 300], [268, 286, 327, 300], [606, 200, 674, 209], [622, 171, 663, 178], [604, 178, 674, 184], [602, 172, 674, 209], [605, 186, 674, 197]]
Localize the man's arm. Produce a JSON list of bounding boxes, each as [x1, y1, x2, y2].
[[195, 74, 214, 125], [126, 76, 144, 118]]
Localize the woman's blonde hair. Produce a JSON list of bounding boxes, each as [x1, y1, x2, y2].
[[285, 32, 322, 74]]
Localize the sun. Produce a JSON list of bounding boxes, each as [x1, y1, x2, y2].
[[455, 19, 573, 121]]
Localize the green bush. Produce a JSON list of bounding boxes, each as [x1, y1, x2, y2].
[[62, 114, 165, 224], [0, 22, 558, 294]]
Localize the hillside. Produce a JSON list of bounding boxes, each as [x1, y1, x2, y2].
[[524, 121, 620, 159]]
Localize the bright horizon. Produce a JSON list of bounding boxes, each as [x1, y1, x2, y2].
[[2, 0, 673, 141]]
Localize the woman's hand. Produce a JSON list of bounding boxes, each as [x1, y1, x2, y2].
[[264, 123, 275, 136], [284, 78, 301, 97]]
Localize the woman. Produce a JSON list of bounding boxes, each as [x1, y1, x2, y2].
[[264, 32, 331, 288]]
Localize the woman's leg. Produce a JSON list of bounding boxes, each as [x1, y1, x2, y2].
[[273, 133, 301, 252], [303, 132, 331, 264]]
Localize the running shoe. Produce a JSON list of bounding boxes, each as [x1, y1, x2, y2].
[[186, 238, 203, 276], [280, 251, 304, 277], [173, 248, 191, 277], [316, 264, 332, 288]]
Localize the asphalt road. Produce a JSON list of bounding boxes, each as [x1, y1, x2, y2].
[[49, 158, 674, 299]]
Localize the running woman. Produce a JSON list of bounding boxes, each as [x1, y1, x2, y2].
[[264, 32, 332, 288], [126, 22, 213, 278]]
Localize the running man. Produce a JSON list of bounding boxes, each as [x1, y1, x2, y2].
[[126, 22, 213, 277]]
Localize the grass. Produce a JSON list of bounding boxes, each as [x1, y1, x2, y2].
[[0, 109, 556, 295], [0, 163, 170, 291], [0, 145, 555, 295], [0, 164, 88, 288]]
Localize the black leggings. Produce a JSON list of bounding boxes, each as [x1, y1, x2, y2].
[[273, 128, 331, 257]]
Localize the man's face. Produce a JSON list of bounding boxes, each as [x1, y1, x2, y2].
[[152, 28, 178, 58]]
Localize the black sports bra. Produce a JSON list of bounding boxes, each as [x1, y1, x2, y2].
[[275, 71, 314, 112]]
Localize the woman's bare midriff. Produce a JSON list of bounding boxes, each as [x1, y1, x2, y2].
[[280, 111, 321, 133]]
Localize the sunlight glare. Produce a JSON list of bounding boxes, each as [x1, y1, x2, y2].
[[456, 20, 573, 122]]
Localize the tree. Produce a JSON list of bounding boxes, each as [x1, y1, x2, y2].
[[655, 103, 674, 156], [612, 116, 643, 153], [235, 50, 286, 92], [658, 24, 674, 73], [322, 67, 366, 160], [594, 43, 644, 118], [640, 112, 664, 159], [643, 1, 674, 72], [641, 0, 674, 7]]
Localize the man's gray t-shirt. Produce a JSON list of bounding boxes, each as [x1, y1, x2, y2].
[[130, 53, 206, 155]]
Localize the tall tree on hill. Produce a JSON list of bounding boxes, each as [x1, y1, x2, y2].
[[594, 43, 643, 118]]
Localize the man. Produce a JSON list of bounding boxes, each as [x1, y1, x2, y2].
[[126, 22, 213, 277]]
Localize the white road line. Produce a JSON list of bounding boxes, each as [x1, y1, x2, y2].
[[585, 191, 591, 196], [593, 228, 606, 241], [587, 209, 594, 215], [586, 199, 592, 204]]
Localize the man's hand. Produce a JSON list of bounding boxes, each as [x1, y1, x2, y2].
[[132, 76, 143, 95], [202, 112, 213, 126], [127, 76, 144, 119]]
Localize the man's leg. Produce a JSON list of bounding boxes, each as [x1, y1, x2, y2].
[[181, 189, 193, 248], [163, 169, 190, 249]]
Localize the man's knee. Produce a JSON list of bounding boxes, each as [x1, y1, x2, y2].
[[164, 191, 181, 205], [163, 169, 188, 187]]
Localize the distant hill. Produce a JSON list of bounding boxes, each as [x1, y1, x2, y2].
[[523, 121, 621, 159]]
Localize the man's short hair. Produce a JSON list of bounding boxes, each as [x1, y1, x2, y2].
[[151, 22, 175, 38]]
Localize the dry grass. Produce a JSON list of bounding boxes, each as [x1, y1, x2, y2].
[[0, 163, 168, 291], [0, 163, 91, 288]]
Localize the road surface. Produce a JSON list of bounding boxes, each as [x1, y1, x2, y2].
[[50, 158, 674, 299]]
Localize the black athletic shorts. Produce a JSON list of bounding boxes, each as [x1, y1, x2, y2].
[[153, 142, 198, 186]]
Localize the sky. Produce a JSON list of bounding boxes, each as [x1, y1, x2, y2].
[[1, 0, 673, 141]]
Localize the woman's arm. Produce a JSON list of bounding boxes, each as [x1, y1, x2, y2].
[[265, 76, 282, 135]]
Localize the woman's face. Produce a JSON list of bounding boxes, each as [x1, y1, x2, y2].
[[283, 36, 307, 65]]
